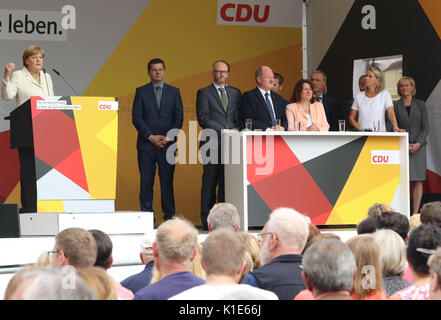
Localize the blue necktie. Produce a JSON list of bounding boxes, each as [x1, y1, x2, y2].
[[265, 92, 276, 126]]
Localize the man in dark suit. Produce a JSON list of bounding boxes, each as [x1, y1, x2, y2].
[[310, 70, 343, 131], [132, 58, 183, 222], [196, 60, 241, 230], [242, 66, 287, 131]]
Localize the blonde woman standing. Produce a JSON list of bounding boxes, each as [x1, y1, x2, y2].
[[349, 66, 403, 133]]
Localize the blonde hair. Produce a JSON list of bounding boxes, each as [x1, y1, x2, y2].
[[409, 213, 421, 234], [397, 76, 416, 97], [239, 232, 261, 269], [346, 234, 384, 299], [368, 66, 385, 93], [368, 203, 394, 217], [373, 229, 408, 276], [76, 267, 117, 300], [23, 45, 45, 67]]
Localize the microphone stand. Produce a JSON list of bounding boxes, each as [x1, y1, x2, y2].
[[52, 68, 79, 96]]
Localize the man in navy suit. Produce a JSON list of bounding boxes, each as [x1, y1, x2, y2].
[[196, 60, 241, 230], [132, 58, 183, 222], [241, 66, 287, 131], [310, 70, 342, 131]]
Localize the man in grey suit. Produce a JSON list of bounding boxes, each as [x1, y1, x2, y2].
[[196, 60, 241, 230]]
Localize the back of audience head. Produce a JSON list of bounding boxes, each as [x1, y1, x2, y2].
[[52, 228, 97, 268], [428, 248, 441, 300], [368, 203, 394, 217], [89, 229, 113, 270], [346, 234, 383, 299], [377, 211, 410, 241], [10, 268, 96, 300], [301, 224, 321, 254], [155, 217, 199, 267], [76, 267, 117, 300], [357, 216, 378, 235], [190, 241, 206, 279], [302, 239, 356, 296], [207, 203, 240, 232], [420, 201, 441, 228], [202, 228, 245, 280], [409, 213, 421, 235], [239, 232, 261, 269], [372, 229, 407, 277], [303, 232, 341, 254], [407, 224, 441, 275], [262, 208, 309, 258]]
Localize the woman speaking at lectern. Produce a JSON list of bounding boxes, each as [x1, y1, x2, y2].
[[2, 45, 54, 213]]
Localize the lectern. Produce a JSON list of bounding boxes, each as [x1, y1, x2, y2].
[[9, 96, 119, 213]]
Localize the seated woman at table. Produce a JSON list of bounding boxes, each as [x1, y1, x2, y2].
[[349, 66, 403, 132], [286, 79, 329, 131]]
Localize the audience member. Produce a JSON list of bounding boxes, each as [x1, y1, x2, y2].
[[420, 201, 441, 228], [409, 213, 422, 234], [346, 235, 387, 300], [302, 239, 356, 300], [134, 217, 205, 300], [368, 202, 394, 217], [390, 224, 441, 300], [170, 228, 277, 300], [76, 267, 117, 300], [207, 203, 240, 232], [428, 248, 441, 300], [239, 232, 261, 269], [295, 233, 342, 300], [310, 70, 342, 131], [242, 207, 309, 300], [9, 268, 96, 300], [372, 229, 411, 296], [121, 231, 155, 293], [376, 212, 410, 241], [301, 224, 321, 254], [89, 229, 134, 300], [50, 227, 97, 268], [357, 216, 378, 235]]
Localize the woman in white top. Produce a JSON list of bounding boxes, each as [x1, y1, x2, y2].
[[2, 45, 54, 106], [2, 45, 54, 213], [349, 66, 403, 133]]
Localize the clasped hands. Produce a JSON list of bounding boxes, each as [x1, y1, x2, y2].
[[149, 135, 171, 150]]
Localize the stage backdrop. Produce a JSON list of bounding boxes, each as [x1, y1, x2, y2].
[[0, 0, 303, 225], [307, 0, 441, 207]]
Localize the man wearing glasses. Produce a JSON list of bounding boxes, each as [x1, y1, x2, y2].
[[243, 207, 309, 300], [196, 60, 241, 231]]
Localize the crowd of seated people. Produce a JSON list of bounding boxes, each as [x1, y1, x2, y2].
[[4, 200, 441, 301]]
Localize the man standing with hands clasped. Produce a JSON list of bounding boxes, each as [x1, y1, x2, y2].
[[132, 58, 183, 223], [196, 60, 241, 230]]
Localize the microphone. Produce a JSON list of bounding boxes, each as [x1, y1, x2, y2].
[[42, 68, 51, 96], [52, 68, 79, 96]]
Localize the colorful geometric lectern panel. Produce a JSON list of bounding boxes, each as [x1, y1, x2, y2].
[[30, 96, 118, 212], [246, 135, 401, 226]]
